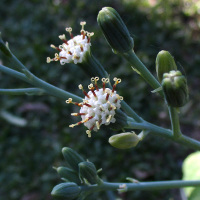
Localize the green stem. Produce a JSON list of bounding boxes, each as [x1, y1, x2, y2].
[[126, 121, 200, 150], [0, 64, 31, 84], [0, 88, 45, 95], [168, 106, 181, 138], [122, 50, 163, 96], [81, 180, 200, 193]]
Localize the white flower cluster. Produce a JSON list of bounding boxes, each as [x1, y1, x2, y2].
[[66, 77, 123, 137], [47, 22, 94, 65]]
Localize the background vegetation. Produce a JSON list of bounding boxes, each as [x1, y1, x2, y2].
[[0, 0, 200, 199]]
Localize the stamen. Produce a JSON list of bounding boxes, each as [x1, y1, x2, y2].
[[66, 27, 73, 38], [58, 34, 68, 44], [66, 98, 83, 107], [71, 113, 86, 116], [69, 116, 93, 128], [96, 121, 100, 130], [87, 32, 94, 43], [80, 45, 84, 52], [86, 130, 91, 137], [112, 77, 121, 93], [68, 51, 72, 55], [50, 44, 61, 51], [80, 21, 86, 32], [88, 84, 97, 98], [106, 115, 112, 123], [79, 84, 90, 98], [102, 78, 106, 91], [91, 77, 99, 91]]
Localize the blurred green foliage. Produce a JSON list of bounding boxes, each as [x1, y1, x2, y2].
[[0, 0, 200, 199]]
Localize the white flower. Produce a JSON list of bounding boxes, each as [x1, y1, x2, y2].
[[66, 77, 123, 137], [47, 21, 94, 65]]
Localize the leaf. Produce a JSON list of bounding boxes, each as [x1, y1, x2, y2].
[[182, 151, 200, 200]]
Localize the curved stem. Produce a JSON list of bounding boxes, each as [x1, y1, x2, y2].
[[81, 180, 200, 193], [122, 50, 163, 96]]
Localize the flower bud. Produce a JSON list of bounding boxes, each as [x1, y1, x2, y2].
[[62, 147, 85, 172], [97, 7, 134, 54], [162, 70, 189, 107], [56, 167, 81, 184], [109, 132, 141, 149], [0, 33, 12, 57], [156, 50, 177, 82], [51, 182, 81, 200], [78, 161, 100, 184]]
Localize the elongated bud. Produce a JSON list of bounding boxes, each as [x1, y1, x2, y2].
[[56, 167, 81, 184], [162, 70, 189, 107], [97, 7, 134, 54], [156, 50, 177, 82], [51, 182, 81, 200], [0, 33, 12, 57], [62, 147, 85, 172], [78, 161, 100, 184], [109, 132, 141, 149]]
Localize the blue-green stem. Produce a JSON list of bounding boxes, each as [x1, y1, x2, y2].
[[126, 120, 200, 150], [81, 180, 200, 193], [122, 50, 163, 96], [168, 106, 181, 138], [0, 88, 45, 95]]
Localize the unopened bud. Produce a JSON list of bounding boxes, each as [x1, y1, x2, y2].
[[62, 147, 85, 172], [51, 182, 81, 200], [78, 161, 100, 184], [97, 7, 134, 54], [162, 70, 189, 107], [109, 132, 141, 149], [156, 50, 177, 82], [56, 167, 81, 184]]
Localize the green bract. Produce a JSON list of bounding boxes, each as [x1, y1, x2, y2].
[[56, 167, 81, 184], [79, 161, 100, 184], [156, 50, 177, 82], [62, 147, 85, 172], [97, 7, 134, 54], [109, 132, 140, 149], [162, 70, 189, 107], [51, 182, 81, 200]]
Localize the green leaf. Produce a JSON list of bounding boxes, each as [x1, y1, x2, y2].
[[182, 151, 200, 199]]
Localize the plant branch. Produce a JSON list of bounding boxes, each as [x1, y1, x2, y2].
[[0, 88, 45, 95]]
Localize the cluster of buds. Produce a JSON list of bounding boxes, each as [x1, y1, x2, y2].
[[66, 77, 123, 137], [47, 22, 94, 65]]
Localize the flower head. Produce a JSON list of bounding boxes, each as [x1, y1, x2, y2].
[[66, 77, 123, 137], [47, 22, 94, 65]]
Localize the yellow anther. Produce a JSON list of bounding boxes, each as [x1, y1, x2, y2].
[[78, 84, 83, 90], [50, 44, 56, 49], [105, 78, 110, 83], [102, 78, 106, 82], [86, 130, 91, 138], [71, 113, 78, 116], [66, 98, 73, 104], [117, 78, 122, 83], [119, 96, 123, 100], [96, 121, 100, 130], [113, 77, 118, 82], [54, 53, 60, 61], [95, 77, 99, 81], [66, 27, 72, 33], [91, 77, 95, 82], [87, 32, 94, 37], [106, 115, 112, 123], [46, 57, 52, 63], [69, 124, 75, 128], [58, 34, 66, 40], [88, 84, 94, 89]]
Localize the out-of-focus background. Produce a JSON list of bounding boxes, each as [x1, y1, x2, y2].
[[0, 0, 200, 199]]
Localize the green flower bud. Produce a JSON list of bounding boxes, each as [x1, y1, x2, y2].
[[56, 167, 81, 184], [51, 182, 81, 200], [78, 161, 100, 184], [109, 132, 141, 149], [97, 7, 134, 54], [156, 50, 177, 82], [0, 33, 12, 57], [162, 70, 189, 107], [62, 147, 85, 172]]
